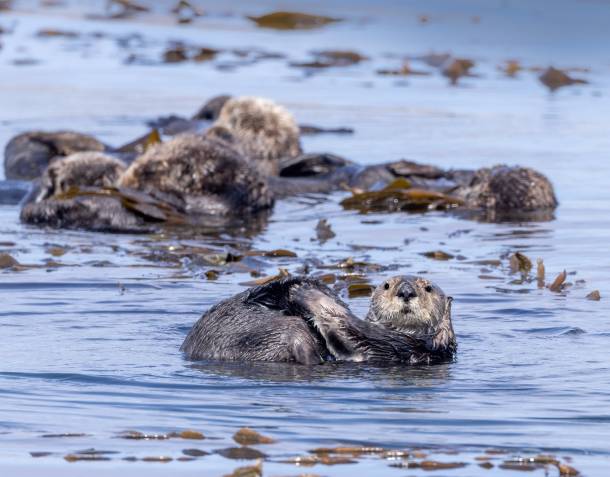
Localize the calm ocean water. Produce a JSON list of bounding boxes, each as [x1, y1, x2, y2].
[[1, 1, 609, 475]]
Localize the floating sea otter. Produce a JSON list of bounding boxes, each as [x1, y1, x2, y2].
[[8, 95, 558, 228], [21, 135, 274, 232], [181, 275, 456, 365]]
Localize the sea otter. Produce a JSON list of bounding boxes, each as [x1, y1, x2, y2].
[[21, 135, 274, 232], [33, 152, 127, 202], [4, 130, 108, 181], [118, 134, 274, 215], [272, 156, 558, 217], [205, 96, 302, 175], [20, 152, 158, 233], [180, 275, 456, 365]]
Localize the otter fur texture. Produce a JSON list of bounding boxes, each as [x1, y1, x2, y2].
[[206, 96, 302, 175], [4, 130, 107, 181], [118, 134, 274, 215], [181, 276, 456, 365], [452, 165, 558, 211], [35, 152, 126, 202]]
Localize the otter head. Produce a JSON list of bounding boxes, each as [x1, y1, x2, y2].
[[469, 166, 558, 212], [366, 276, 452, 339], [36, 152, 126, 202], [209, 96, 302, 176]]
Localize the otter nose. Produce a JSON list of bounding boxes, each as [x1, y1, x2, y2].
[[396, 284, 417, 301]]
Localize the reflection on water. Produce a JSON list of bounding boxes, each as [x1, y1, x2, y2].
[[190, 360, 453, 385]]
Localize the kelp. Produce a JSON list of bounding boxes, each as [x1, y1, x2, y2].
[[56, 186, 187, 224], [499, 59, 522, 77], [247, 11, 341, 30], [377, 61, 430, 76], [509, 252, 532, 275], [215, 447, 267, 460], [586, 290, 601, 301], [442, 58, 476, 85], [421, 251, 454, 261], [117, 128, 161, 154], [548, 270, 567, 292], [315, 218, 336, 243], [233, 428, 274, 445], [539, 67, 588, 92], [347, 282, 374, 298], [341, 186, 462, 214], [0, 253, 21, 269], [223, 459, 262, 477], [240, 268, 290, 286]]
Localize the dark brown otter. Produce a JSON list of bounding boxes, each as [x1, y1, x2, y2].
[[21, 135, 274, 233], [118, 134, 274, 215], [4, 130, 108, 181], [181, 276, 456, 365]]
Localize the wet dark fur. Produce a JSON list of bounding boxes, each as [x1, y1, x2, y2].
[[273, 155, 557, 214], [181, 276, 456, 365], [181, 278, 330, 365], [4, 131, 107, 181]]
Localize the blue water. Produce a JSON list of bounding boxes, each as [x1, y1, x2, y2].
[[1, 1, 610, 475]]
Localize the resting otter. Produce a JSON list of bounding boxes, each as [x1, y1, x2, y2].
[[450, 165, 558, 212], [33, 152, 127, 202], [21, 135, 274, 232], [118, 134, 274, 215], [4, 130, 108, 181], [20, 152, 156, 233], [272, 156, 558, 217], [181, 276, 455, 365], [205, 96, 302, 175]]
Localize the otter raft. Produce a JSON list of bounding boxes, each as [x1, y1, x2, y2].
[[0, 2, 607, 476]]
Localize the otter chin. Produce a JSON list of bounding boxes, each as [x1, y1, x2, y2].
[[181, 275, 456, 365]]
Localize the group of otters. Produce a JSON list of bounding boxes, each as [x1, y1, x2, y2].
[[5, 95, 558, 365]]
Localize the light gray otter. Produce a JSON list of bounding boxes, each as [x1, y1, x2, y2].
[[204, 96, 302, 175], [180, 276, 456, 365], [4, 130, 108, 181]]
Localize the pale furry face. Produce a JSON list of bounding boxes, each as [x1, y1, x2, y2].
[[37, 152, 126, 202], [367, 275, 450, 335]]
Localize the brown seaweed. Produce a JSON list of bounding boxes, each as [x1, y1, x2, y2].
[[341, 187, 462, 214], [233, 428, 274, 445], [539, 67, 588, 92], [247, 12, 341, 30]]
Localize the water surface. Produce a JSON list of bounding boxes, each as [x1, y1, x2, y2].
[[1, 1, 610, 475]]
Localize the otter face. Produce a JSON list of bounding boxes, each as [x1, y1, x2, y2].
[[366, 276, 451, 335], [36, 153, 126, 203]]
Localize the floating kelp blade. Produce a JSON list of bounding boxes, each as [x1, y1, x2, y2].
[[247, 11, 341, 30], [341, 188, 462, 213], [233, 427, 274, 445], [539, 66, 588, 92], [117, 128, 161, 154]]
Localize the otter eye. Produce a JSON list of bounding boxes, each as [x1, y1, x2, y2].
[[425, 285, 433, 293], [384, 283, 389, 290]]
